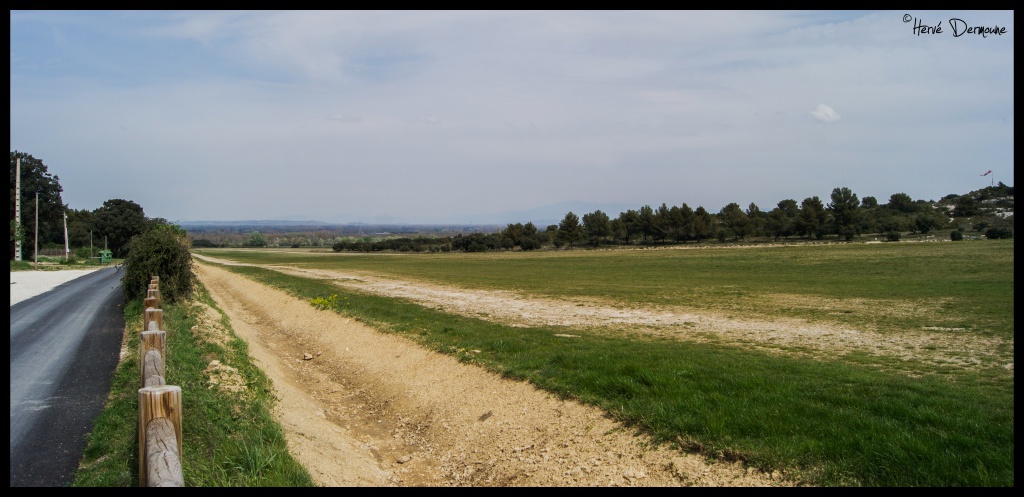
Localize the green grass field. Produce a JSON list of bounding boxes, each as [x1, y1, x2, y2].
[[195, 240, 1014, 486], [200, 241, 1014, 340]]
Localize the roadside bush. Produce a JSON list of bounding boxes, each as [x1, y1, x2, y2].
[[950, 230, 964, 241], [122, 223, 196, 304], [884, 231, 902, 242]]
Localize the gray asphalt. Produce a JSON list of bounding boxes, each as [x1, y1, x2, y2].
[[10, 267, 125, 487]]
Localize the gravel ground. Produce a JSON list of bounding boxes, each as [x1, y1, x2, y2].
[[9, 268, 106, 306]]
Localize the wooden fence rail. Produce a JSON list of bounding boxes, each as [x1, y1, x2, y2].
[[138, 275, 184, 487]]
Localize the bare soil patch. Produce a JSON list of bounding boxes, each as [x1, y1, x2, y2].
[[195, 262, 789, 486]]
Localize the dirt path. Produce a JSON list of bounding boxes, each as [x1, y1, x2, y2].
[[195, 261, 788, 486]]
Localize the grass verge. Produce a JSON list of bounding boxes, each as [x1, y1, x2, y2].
[[72, 285, 315, 487]]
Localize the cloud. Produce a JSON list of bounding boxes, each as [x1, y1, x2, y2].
[[810, 104, 841, 123]]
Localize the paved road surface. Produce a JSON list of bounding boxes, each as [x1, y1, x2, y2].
[[10, 267, 125, 487]]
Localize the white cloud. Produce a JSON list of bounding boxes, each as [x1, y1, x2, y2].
[[810, 104, 841, 123]]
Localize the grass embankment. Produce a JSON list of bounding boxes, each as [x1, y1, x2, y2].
[[72, 288, 315, 487], [202, 242, 1014, 486]]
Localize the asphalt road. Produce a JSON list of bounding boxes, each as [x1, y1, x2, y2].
[[10, 267, 125, 487]]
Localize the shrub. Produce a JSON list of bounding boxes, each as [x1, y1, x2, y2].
[[950, 230, 964, 241], [884, 231, 902, 242], [122, 223, 196, 304], [985, 227, 1013, 239]]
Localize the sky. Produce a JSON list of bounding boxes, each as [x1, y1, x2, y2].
[[10, 10, 1014, 225]]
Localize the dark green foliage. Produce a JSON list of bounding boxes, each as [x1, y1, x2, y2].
[[10, 151, 65, 259], [719, 202, 748, 241], [950, 230, 964, 241], [828, 187, 860, 241], [985, 227, 1013, 239], [582, 210, 611, 246], [884, 231, 902, 242], [914, 210, 946, 234], [887, 192, 917, 213], [556, 211, 584, 248], [122, 223, 196, 303], [93, 199, 148, 258], [798, 196, 827, 239]]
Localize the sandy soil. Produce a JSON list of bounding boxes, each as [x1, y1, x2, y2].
[[194, 261, 791, 487]]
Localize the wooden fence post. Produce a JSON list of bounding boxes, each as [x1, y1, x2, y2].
[[138, 385, 183, 487], [147, 288, 160, 309], [144, 307, 163, 332], [140, 330, 167, 387]]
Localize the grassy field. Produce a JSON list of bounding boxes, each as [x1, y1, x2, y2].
[[199, 240, 1014, 340], [195, 240, 1014, 486]]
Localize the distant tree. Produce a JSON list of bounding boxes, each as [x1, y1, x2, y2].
[[679, 203, 695, 242], [746, 202, 764, 239], [501, 223, 526, 248], [244, 230, 268, 247], [652, 203, 671, 243], [618, 210, 641, 244], [777, 199, 800, 219], [66, 208, 95, 251], [10, 151, 66, 259], [765, 208, 788, 241], [638, 205, 660, 243], [798, 196, 827, 239], [860, 196, 878, 209], [827, 187, 861, 241], [92, 199, 148, 258], [887, 193, 916, 213], [555, 212, 584, 248], [693, 206, 713, 243], [664, 205, 685, 242], [582, 210, 611, 246], [719, 202, 748, 241]]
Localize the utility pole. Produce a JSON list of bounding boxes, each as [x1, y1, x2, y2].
[[63, 211, 69, 261], [34, 192, 39, 270], [15, 157, 21, 261]]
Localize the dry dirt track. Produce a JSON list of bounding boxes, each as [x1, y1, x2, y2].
[[194, 261, 790, 487]]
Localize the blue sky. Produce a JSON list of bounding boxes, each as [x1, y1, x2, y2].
[[10, 10, 1014, 224]]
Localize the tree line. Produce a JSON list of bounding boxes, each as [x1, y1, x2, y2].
[[10, 151, 171, 260], [11, 150, 1012, 260], [331, 184, 1012, 253]]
